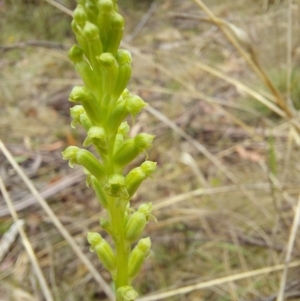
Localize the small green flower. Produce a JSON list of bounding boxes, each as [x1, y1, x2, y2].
[[116, 286, 138, 301], [104, 174, 129, 199]]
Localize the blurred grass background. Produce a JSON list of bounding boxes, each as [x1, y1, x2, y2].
[[1, 0, 300, 300]]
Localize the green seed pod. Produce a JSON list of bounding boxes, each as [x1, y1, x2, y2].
[[125, 94, 147, 117], [128, 237, 151, 280], [73, 4, 87, 27], [104, 174, 129, 199], [125, 161, 157, 198], [114, 49, 132, 99], [116, 286, 138, 301], [106, 12, 124, 57], [83, 126, 107, 150], [106, 97, 127, 134], [62, 146, 105, 180], [99, 53, 118, 99], [69, 86, 101, 126], [113, 138, 137, 167], [113, 133, 154, 168], [90, 175, 108, 208], [87, 232, 116, 272], [97, 0, 114, 48], [124, 211, 147, 243]]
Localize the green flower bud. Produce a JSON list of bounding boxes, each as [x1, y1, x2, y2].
[[100, 218, 114, 235], [87, 232, 116, 272], [125, 94, 147, 117], [116, 286, 138, 301], [99, 53, 118, 99], [70, 22, 90, 60], [68, 46, 99, 96], [73, 4, 87, 27], [97, 0, 114, 48], [68, 44, 83, 63], [128, 237, 151, 280], [134, 133, 155, 152], [104, 174, 129, 199], [83, 126, 107, 151], [113, 133, 154, 167], [90, 175, 108, 208], [125, 161, 156, 198], [124, 211, 146, 243], [106, 12, 124, 56], [69, 86, 101, 125], [114, 49, 132, 99], [62, 146, 105, 180], [84, 0, 98, 24], [82, 21, 103, 80]]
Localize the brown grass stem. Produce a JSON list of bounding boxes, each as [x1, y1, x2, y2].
[[0, 177, 54, 301]]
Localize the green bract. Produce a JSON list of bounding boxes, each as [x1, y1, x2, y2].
[[63, 1, 156, 300]]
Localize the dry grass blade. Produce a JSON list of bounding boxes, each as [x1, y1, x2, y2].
[[137, 260, 300, 301], [0, 177, 54, 301], [192, 0, 292, 117], [276, 194, 300, 301], [146, 105, 272, 219], [153, 183, 270, 211], [43, 0, 73, 17], [0, 220, 24, 262], [188, 59, 286, 118], [146, 105, 236, 181], [0, 140, 115, 301]]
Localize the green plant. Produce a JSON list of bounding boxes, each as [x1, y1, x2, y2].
[[62, 1, 156, 300]]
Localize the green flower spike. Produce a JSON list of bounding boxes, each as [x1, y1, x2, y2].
[[67, 1, 156, 299]]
